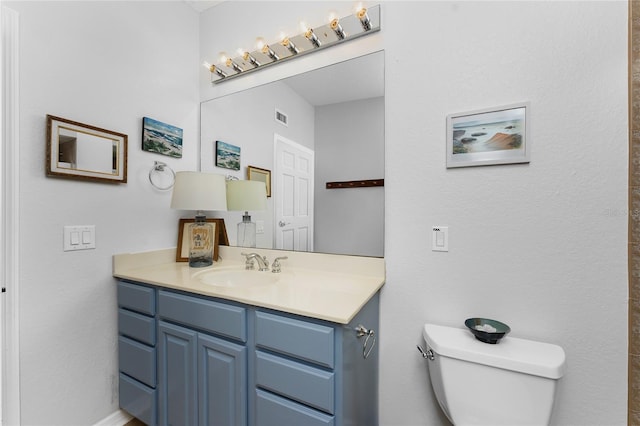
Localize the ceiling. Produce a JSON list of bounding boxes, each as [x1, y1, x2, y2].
[[283, 52, 384, 106], [183, 0, 222, 13]]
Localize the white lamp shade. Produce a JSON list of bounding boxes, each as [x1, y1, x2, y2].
[[226, 180, 267, 212], [170, 171, 227, 211]]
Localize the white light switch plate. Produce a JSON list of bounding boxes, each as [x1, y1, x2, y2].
[[256, 220, 265, 234], [432, 226, 448, 252], [64, 225, 95, 251]]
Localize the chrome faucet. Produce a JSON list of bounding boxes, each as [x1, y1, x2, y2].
[[241, 252, 269, 271]]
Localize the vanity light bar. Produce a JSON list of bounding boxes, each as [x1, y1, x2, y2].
[[206, 5, 380, 84]]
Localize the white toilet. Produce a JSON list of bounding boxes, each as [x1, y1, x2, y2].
[[422, 323, 566, 425]]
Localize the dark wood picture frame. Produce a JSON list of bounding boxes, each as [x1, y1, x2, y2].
[[176, 218, 229, 262], [46, 114, 128, 183]]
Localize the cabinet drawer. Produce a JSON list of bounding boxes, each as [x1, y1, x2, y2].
[[256, 351, 334, 414], [120, 373, 157, 426], [118, 281, 156, 316], [255, 311, 334, 368], [256, 389, 334, 426], [119, 308, 156, 346], [119, 336, 156, 388], [158, 290, 247, 342]]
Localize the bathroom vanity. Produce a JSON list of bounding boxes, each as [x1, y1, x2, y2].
[[114, 247, 384, 426]]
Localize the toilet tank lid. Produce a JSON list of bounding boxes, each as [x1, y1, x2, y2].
[[423, 324, 566, 379]]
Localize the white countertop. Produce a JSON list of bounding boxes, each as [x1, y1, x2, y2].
[[113, 246, 385, 324]]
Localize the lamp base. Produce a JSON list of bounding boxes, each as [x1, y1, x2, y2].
[[189, 256, 213, 268], [189, 214, 214, 267], [237, 214, 256, 248]]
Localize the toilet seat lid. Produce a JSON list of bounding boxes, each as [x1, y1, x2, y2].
[[423, 323, 566, 379]]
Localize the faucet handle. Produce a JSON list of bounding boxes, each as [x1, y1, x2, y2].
[[271, 256, 288, 273], [240, 252, 255, 270]]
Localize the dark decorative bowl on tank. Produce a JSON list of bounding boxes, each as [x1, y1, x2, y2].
[[465, 318, 511, 344]]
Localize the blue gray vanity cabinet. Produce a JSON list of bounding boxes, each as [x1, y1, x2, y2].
[[157, 290, 248, 426], [118, 280, 379, 426], [117, 281, 157, 426], [251, 293, 380, 426]]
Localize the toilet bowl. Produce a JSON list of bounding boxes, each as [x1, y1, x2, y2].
[[423, 323, 566, 426]]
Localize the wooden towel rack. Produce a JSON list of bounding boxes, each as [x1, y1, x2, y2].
[[326, 179, 384, 189]]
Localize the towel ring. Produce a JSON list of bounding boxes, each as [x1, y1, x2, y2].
[[355, 324, 376, 359], [149, 161, 175, 190]]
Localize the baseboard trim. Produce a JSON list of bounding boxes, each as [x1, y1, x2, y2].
[[93, 409, 133, 426]]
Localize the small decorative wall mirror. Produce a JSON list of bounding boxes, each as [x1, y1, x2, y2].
[[46, 115, 128, 183]]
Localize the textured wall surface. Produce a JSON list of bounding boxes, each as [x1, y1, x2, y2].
[[2, 1, 628, 425], [202, 2, 628, 425], [630, 1, 639, 423], [5, 2, 199, 424]]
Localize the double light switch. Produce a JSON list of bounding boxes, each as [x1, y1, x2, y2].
[[64, 225, 95, 251]]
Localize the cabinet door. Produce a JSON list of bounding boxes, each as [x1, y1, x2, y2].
[[198, 333, 247, 426], [158, 321, 197, 426]]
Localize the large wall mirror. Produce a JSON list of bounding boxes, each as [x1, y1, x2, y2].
[[201, 51, 384, 257]]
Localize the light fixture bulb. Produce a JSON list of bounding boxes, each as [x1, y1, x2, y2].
[[357, 7, 371, 31], [281, 37, 299, 55], [242, 51, 261, 67], [304, 28, 321, 48], [330, 18, 346, 40], [225, 58, 244, 73], [209, 65, 227, 78], [261, 44, 279, 61]]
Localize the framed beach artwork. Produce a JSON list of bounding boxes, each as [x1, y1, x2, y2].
[[142, 117, 183, 158], [446, 102, 530, 168], [215, 140, 241, 170]]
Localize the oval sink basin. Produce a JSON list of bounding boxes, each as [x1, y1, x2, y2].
[[195, 268, 279, 288]]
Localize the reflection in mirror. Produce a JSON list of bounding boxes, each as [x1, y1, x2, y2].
[[201, 51, 384, 257], [46, 115, 127, 183], [57, 127, 117, 173]]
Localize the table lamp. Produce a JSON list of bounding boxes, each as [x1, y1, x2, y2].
[[226, 180, 267, 248], [170, 171, 227, 267]]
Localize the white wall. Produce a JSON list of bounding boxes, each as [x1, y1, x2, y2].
[[3, 1, 626, 425], [202, 1, 628, 425], [315, 97, 384, 257], [5, 1, 199, 424]]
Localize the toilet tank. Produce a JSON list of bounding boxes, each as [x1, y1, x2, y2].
[[423, 324, 566, 426]]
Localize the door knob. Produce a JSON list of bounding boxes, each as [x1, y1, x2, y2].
[[278, 221, 290, 227]]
